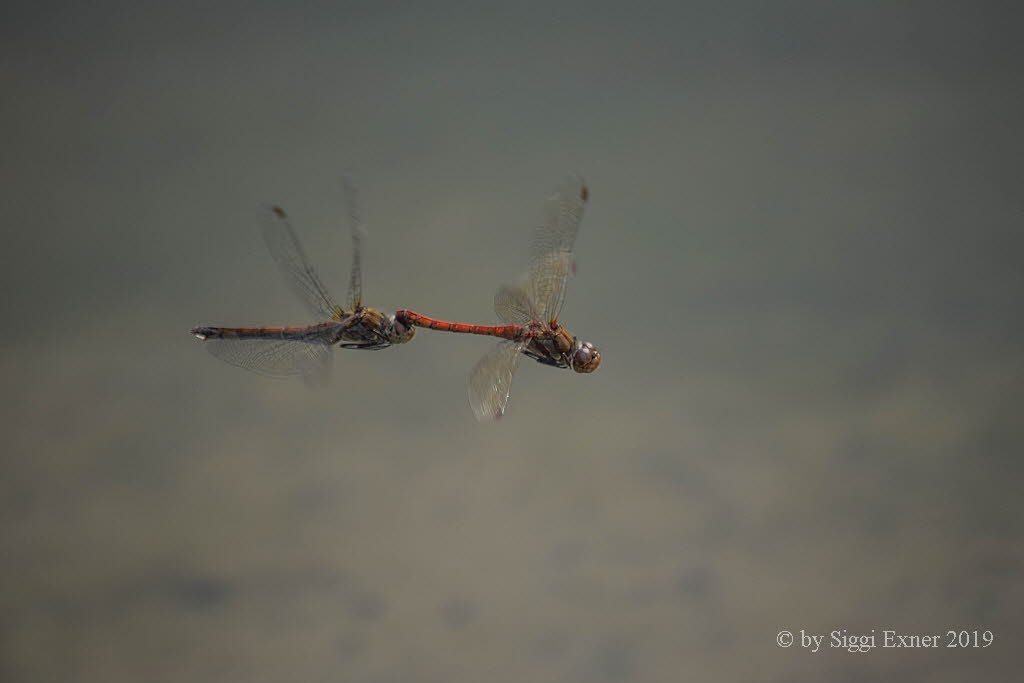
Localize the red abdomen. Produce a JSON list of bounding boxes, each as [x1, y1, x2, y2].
[[395, 310, 521, 340]]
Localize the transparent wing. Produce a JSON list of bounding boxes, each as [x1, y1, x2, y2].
[[204, 337, 333, 379], [528, 175, 588, 324], [343, 177, 367, 311], [468, 340, 525, 422], [493, 282, 536, 325], [262, 206, 346, 322]]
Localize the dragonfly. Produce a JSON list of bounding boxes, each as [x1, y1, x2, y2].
[[191, 179, 415, 380], [395, 176, 600, 421]]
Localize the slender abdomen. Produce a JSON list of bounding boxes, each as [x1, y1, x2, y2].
[[394, 310, 521, 340], [191, 324, 328, 341]]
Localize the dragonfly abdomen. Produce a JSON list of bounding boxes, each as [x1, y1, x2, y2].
[[395, 310, 521, 340], [191, 324, 331, 341]]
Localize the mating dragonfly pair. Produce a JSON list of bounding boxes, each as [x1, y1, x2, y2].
[[191, 176, 601, 421]]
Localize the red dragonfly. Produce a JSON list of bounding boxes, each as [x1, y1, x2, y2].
[[191, 180, 415, 379], [396, 176, 601, 420]]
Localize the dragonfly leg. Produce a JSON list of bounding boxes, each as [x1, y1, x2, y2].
[[339, 342, 392, 350], [522, 348, 569, 369]]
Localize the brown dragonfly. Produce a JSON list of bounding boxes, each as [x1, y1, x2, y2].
[[396, 176, 600, 420], [191, 180, 415, 379]]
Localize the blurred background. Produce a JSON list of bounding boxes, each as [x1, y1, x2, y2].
[[2, 1, 1022, 681]]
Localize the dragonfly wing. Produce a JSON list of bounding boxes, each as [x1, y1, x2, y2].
[[262, 205, 346, 322], [529, 252, 573, 326], [493, 281, 536, 325], [343, 176, 367, 311], [204, 337, 333, 379], [528, 175, 588, 323], [468, 340, 525, 422]]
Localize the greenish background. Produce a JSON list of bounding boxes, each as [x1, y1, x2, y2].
[[3, 2, 1021, 680]]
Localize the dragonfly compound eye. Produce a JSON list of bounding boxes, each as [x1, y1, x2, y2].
[[571, 341, 601, 373], [390, 317, 416, 343]]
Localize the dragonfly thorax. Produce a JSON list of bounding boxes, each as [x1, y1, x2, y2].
[[337, 308, 415, 348]]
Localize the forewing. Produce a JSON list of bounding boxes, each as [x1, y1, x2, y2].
[[493, 282, 536, 325], [262, 206, 346, 322], [468, 340, 525, 422], [528, 175, 588, 323], [343, 177, 367, 311], [204, 337, 333, 379]]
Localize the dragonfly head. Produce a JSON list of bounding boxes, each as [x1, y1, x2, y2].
[[385, 314, 416, 345], [570, 338, 601, 373]]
